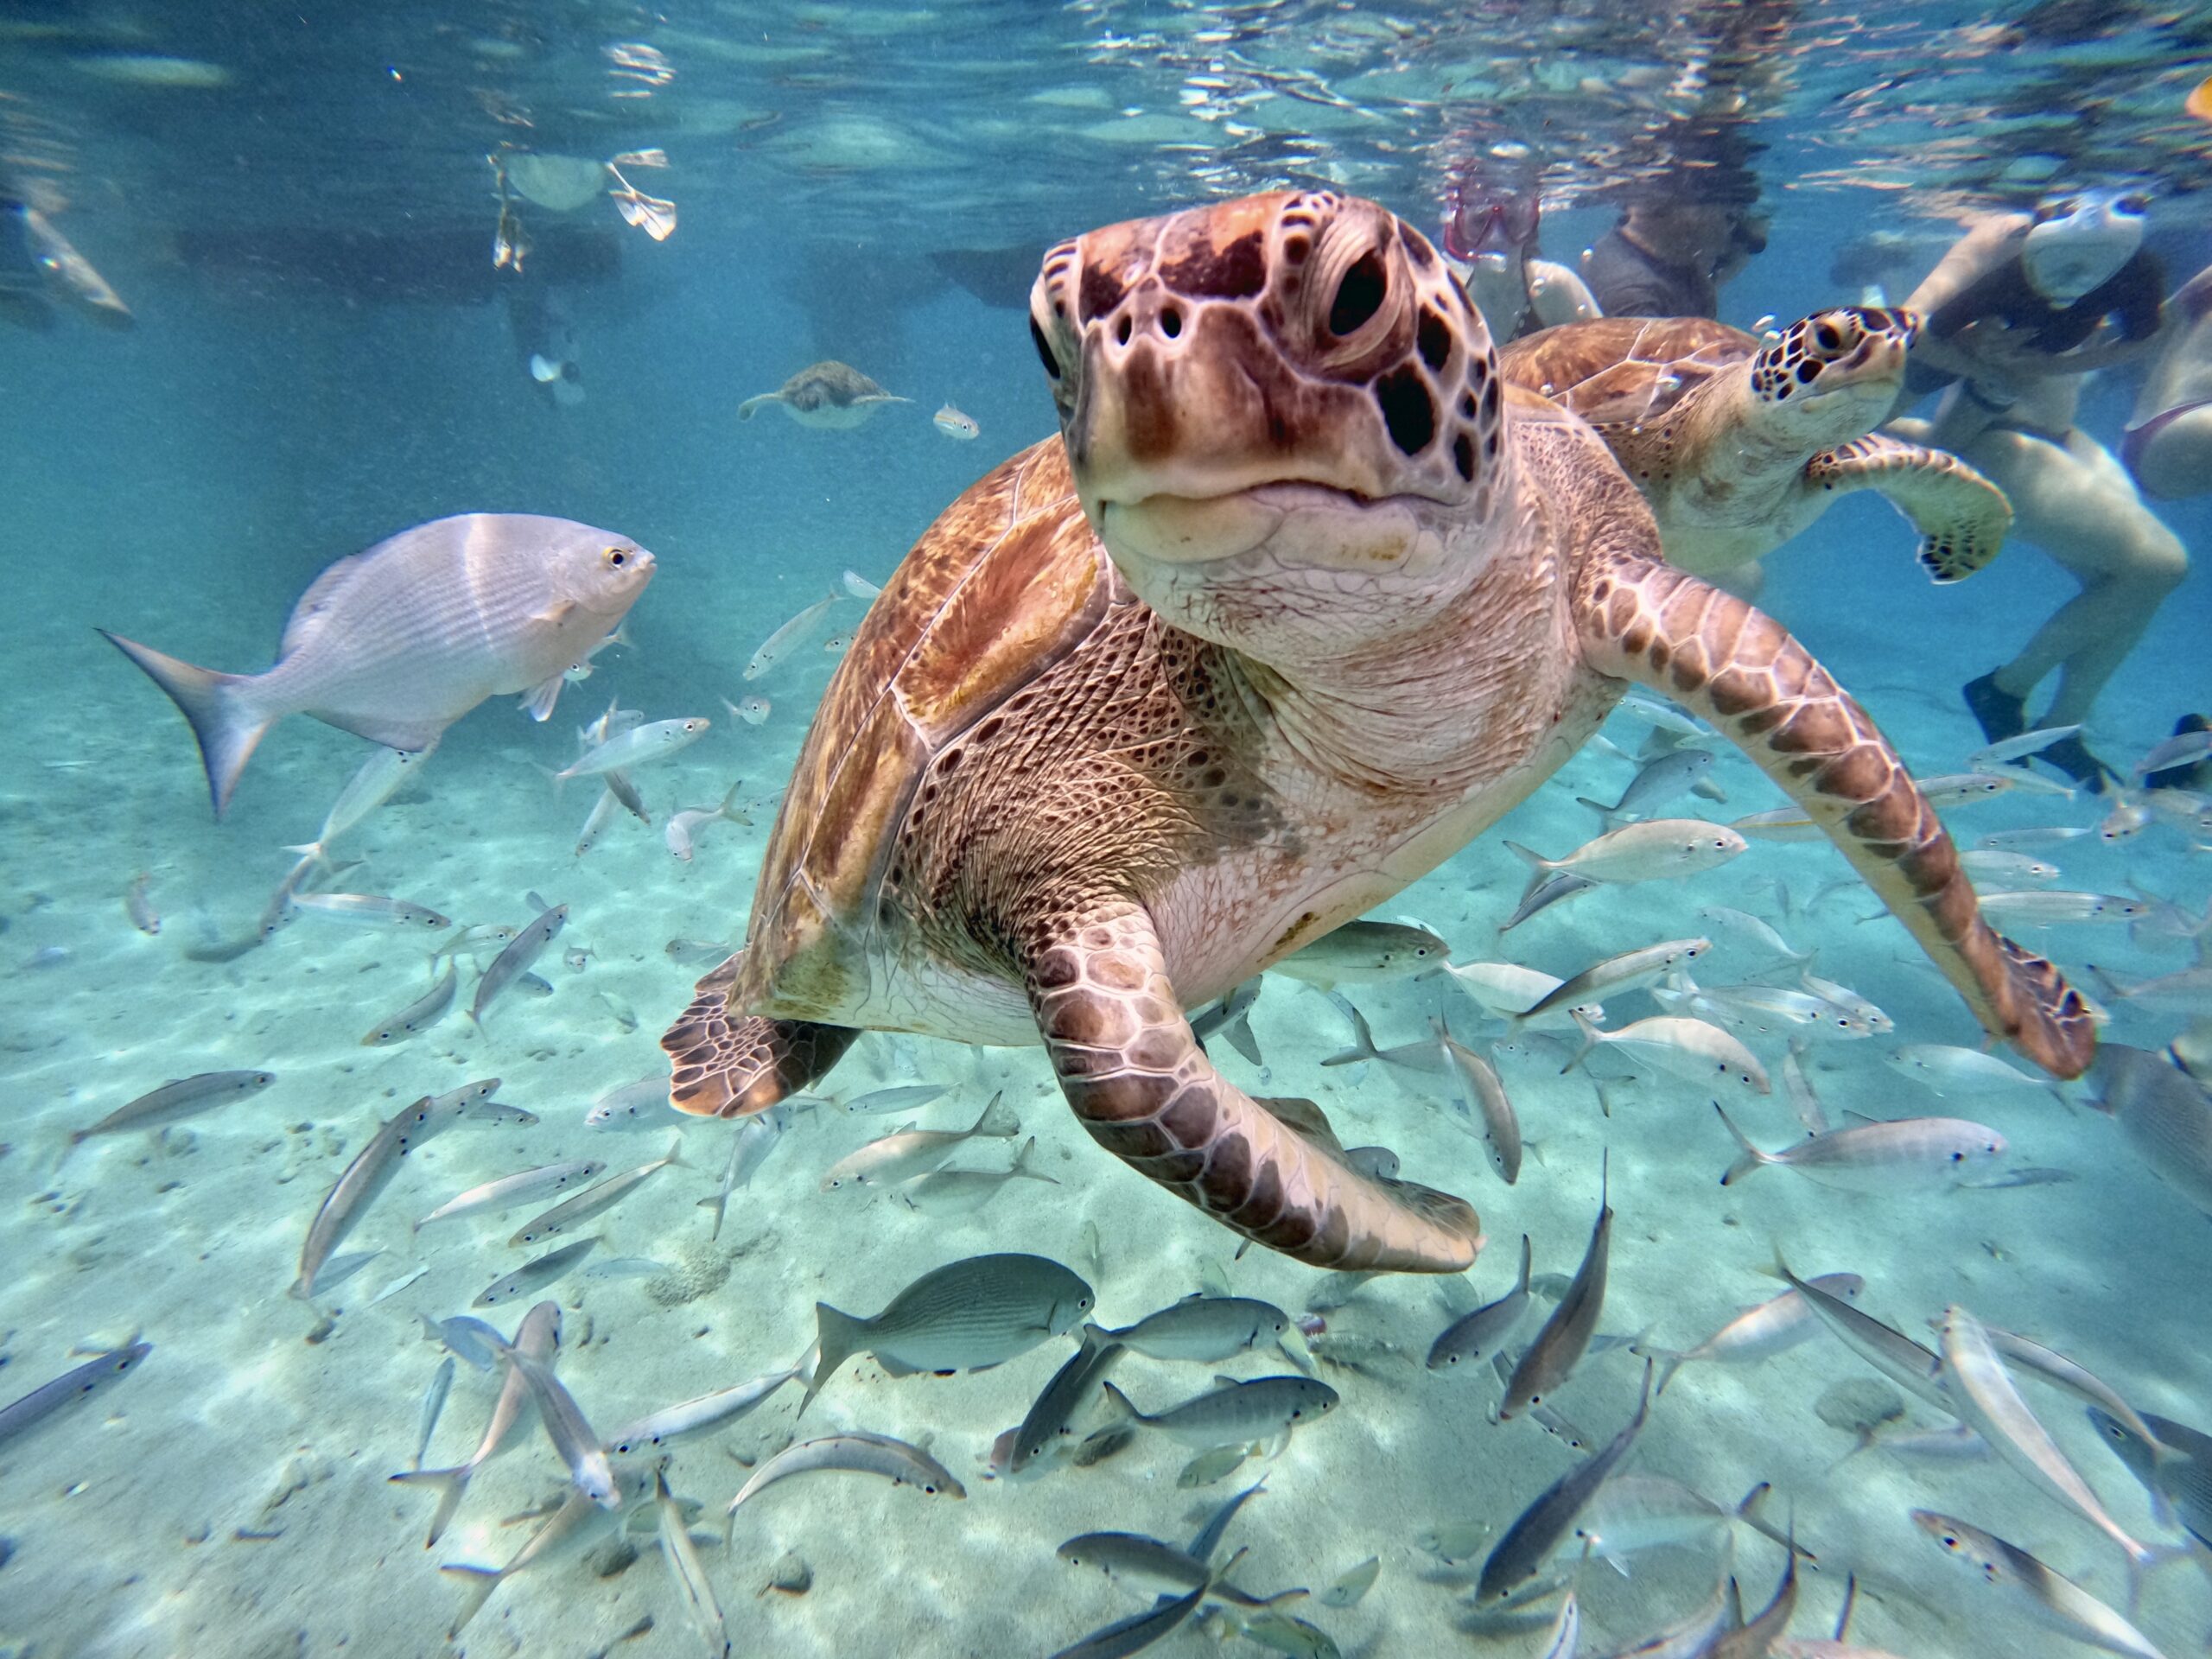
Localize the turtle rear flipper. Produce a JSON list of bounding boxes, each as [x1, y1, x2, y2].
[[1807, 434, 2012, 582], [1026, 901, 1480, 1274], [1577, 554, 2094, 1080], [662, 951, 859, 1116]]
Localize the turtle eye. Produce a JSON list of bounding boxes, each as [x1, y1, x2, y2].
[[1029, 315, 1062, 381], [1328, 251, 1388, 337]]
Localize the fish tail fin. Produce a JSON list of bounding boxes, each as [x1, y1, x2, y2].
[[1646, 1350, 1688, 1396], [1573, 795, 1624, 827], [1223, 998, 1264, 1067], [802, 1304, 863, 1418], [1502, 840, 1551, 871], [1098, 1381, 1141, 1426], [1714, 1102, 1770, 1185], [438, 1564, 500, 1636], [1009, 1135, 1059, 1185], [1562, 1008, 1604, 1075], [1317, 991, 1378, 1067], [660, 1133, 689, 1170], [1733, 1481, 1799, 1555], [281, 840, 328, 863], [972, 1090, 1019, 1138], [1512, 1232, 1532, 1294], [99, 629, 269, 817], [390, 1466, 472, 1548]]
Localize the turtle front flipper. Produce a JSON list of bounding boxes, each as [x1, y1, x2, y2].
[[1805, 433, 2012, 582], [1577, 556, 2094, 1079], [662, 951, 859, 1116], [1026, 900, 1480, 1274]]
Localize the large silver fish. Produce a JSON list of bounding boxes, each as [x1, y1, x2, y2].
[[103, 513, 654, 815]]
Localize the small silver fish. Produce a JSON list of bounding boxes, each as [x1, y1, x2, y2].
[[1102, 1375, 1339, 1446], [1977, 889, 2146, 925], [1268, 919, 1449, 990], [557, 717, 709, 779], [1577, 748, 1715, 823], [654, 1466, 731, 1657], [2087, 1045, 2212, 1217], [604, 1370, 797, 1457], [1639, 1272, 1864, 1395], [1510, 937, 1709, 1026], [360, 963, 459, 1046], [932, 404, 981, 440], [820, 1093, 1018, 1191], [413, 1355, 455, 1471], [841, 569, 882, 601], [699, 1106, 791, 1237], [841, 1083, 951, 1116], [1567, 1010, 1770, 1093], [1506, 819, 1746, 883], [1912, 1511, 2164, 1659], [72, 1070, 276, 1146], [417, 1158, 608, 1230], [291, 892, 451, 930], [1501, 1160, 1611, 1420], [664, 779, 747, 861], [284, 747, 425, 862], [1094, 1296, 1291, 1363], [585, 1073, 667, 1128], [0, 1341, 152, 1450], [1967, 724, 2082, 771], [720, 693, 771, 725], [728, 1431, 964, 1513], [1718, 1105, 2005, 1190], [471, 899, 569, 1032], [392, 1301, 560, 1548], [743, 593, 841, 680], [1440, 1025, 1522, 1183], [509, 1136, 683, 1245], [902, 1135, 1059, 1215]]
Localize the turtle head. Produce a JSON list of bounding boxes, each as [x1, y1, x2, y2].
[[1029, 191, 1507, 656], [1745, 307, 1916, 443]]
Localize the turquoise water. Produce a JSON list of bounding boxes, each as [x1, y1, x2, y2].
[[3, 4, 2209, 1656]]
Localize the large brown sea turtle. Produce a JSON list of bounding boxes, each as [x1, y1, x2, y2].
[[737, 360, 910, 428], [664, 193, 2093, 1274], [1501, 309, 2012, 583]]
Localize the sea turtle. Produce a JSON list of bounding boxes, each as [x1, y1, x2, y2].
[[738, 360, 910, 429], [663, 192, 2093, 1275], [1500, 309, 2012, 583]]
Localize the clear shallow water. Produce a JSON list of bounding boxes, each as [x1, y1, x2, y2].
[[2, 4, 2209, 1657]]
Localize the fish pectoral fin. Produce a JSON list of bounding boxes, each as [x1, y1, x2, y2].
[[520, 673, 565, 722], [532, 598, 580, 626]]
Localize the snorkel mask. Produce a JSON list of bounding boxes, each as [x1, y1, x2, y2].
[[2024, 189, 2147, 302], [1444, 192, 1541, 270]]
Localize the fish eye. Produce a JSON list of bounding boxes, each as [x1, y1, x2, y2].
[[604, 546, 628, 566], [2116, 193, 2148, 214]]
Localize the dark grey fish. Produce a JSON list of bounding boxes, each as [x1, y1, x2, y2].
[[1501, 1159, 1611, 1419], [1191, 977, 1265, 1066], [1103, 1375, 1338, 1447], [71, 1070, 276, 1146], [1428, 1234, 1532, 1372], [1049, 1577, 1207, 1659], [1012, 1329, 1126, 1476], [2089, 1408, 2212, 1546], [805, 1254, 1094, 1414], [0, 1342, 152, 1450], [474, 1236, 600, 1307], [1095, 1296, 1291, 1363], [1576, 748, 1715, 823], [470, 899, 569, 1032], [1478, 1361, 1653, 1603], [1499, 869, 1599, 934]]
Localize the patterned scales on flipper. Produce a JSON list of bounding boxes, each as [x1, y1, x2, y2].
[[663, 950, 859, 1117], [1807, 433, 2012, 582], [1574, 550, 2095, 1077]]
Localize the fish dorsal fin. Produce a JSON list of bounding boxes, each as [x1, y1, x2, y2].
[[278, 552, 372, 659], [1261, 1095, 1344, 1157], [1840, 1109, 1883, 1126]]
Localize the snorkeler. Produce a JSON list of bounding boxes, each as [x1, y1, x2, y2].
[[1891, 190, 2181, 791], [0, 192, 134, 332], [1580, 188, 1768, 320], [2122, 263, 2212, 502], [1440, 183, 1598, 341]]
